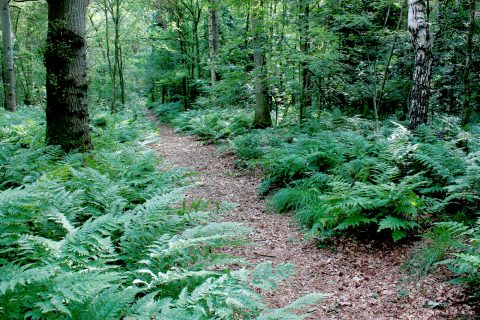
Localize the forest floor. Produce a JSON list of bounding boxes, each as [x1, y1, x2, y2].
[[151, 123, 476, 320]]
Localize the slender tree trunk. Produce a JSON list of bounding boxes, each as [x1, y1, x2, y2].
[[111, 45, 117, 112], [208, 0, 219, 86], [118, 44, 125, 105], [102, 0, 112, 76], [0, 53, 4, 107], [377, 2, 405, 114], [23, 32, 34, 105], [176, 16, 189, 110], [408, 0, 432, 129], [252, 0, 272, 128], [193, 18, 201, 79], [110, 0, 121, 112], [182, 77, 188, 110], [462, 0, 476, 125], [1, 0, 16, 111], [299, 0, 311, 123], [244, 4, 250, 49], [45, 0, 92, 151]]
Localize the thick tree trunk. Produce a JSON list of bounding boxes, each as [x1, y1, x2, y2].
[[45, 0, 92, 151], [208, 0, 219, 86], [1, 0, 16, 112], [461, 0, 476, 125], [299, 0, 311, 123], [252, 0, 272, 128], [408, 0, 432, 130]]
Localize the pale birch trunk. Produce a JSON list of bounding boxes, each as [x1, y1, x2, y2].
[[408, 0, 432, 129], [1, 0, 16, 111]]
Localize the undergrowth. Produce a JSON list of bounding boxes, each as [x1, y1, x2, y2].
[[152, 103, 480, 293], [0, 107, 326, 319]]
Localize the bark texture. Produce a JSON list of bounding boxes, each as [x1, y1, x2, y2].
[[408, 0, 432, 130], [1, 0, 16, 112], [208, 0, 220, 86], [252, 0, 272, 128], [45, 0, 92, 151]]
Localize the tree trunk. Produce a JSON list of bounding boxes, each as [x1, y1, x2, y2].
[[461, 0, 476, 125], [111, 0, 121, 112], [1, 0, 16, 112], [22, 33, 34, 105], [45, 0, 92, 151], [377, 2, 405, 115], [101, 0, 112, 78], [252, 0, 272, 128], [208, 0, 219, 86], [193, 18, 201, 79], [118, 44, 125, 105], [408, 0, 432, 130], [244, 4, 250, 49], [299, 0, 311, 123]]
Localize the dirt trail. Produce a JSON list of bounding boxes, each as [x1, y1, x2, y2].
[[151, 124, 475, 320]]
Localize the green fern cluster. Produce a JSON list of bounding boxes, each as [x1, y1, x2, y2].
[[266, 116, 479, 241], [157, 104, 480, 296], [169, 108, 479, 242], [441, 219, 480, 297], [0, 107, 325, 319], [148, 102, 183, 123], [164, 107, 479, 242], [405, 220, 480, 296], [167, 107, 253, 143]]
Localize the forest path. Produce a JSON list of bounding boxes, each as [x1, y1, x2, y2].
[[150, 124, 474, 320]]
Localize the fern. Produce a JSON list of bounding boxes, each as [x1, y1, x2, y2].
[[0, 107, 326, 319]]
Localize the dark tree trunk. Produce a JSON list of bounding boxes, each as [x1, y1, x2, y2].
[[118, 44, 125, 105], [408, 0, 432, 130], [45, 0, 92, 151], [252, 0, 272, 128], [462, 0, 476, 125], [111, 0, 121, 112], [193, 18, 201, 79], [208, 0, 220, 86], [1, 0, 16, 112], [377, 2, 405, 116], [299, 0, 311, 123]]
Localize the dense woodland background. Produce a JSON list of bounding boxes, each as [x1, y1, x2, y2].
[[0, 0, 479, 318], [2, 0, 480, 122]]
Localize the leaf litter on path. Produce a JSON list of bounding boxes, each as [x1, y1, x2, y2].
[[151, 124, 476, 320]]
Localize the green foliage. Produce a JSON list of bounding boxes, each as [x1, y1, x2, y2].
[[167, 108, 480, 246], [153, 106, 253, 143], [0, 107, 326, 319], [150, 102, 183, 123], [164, 103, 480, 297], [405, 220, 480, 296]]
